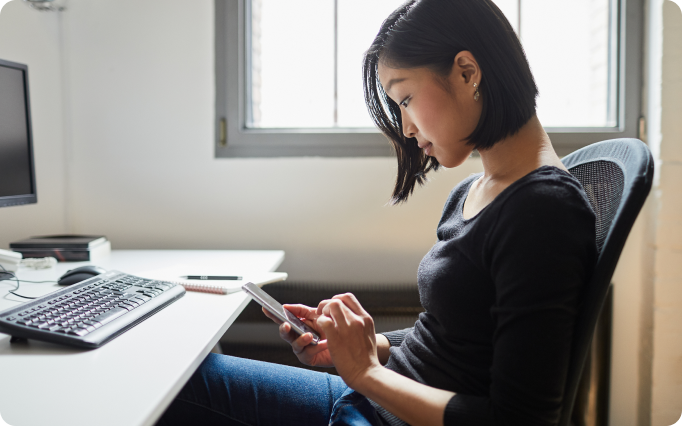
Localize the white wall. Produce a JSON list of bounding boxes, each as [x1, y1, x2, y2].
[[648, 1, 682, 424], [0, 1, 68, 245], [60, 0, 481, 284]]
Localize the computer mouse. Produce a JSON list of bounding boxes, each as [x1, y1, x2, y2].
[[58, 265, 107, 286]]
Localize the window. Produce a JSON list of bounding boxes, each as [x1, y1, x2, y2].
[[215, 0, 643, 157]]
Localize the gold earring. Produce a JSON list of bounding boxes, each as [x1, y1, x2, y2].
[[473, 83, 480, 102]]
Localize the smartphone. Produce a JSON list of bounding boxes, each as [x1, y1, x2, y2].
[[241, 282, 320, 345]]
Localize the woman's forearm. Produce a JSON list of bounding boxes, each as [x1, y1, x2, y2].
[[355, 366, 454, 426], [317, 296, 449, 424], [376, 333, 391, 365]]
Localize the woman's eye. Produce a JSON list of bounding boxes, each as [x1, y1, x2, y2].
[[399, 96, 411, 108]]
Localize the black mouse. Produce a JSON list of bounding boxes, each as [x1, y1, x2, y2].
[[58, 265, 107, 286]]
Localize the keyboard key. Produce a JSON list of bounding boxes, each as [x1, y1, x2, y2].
[[67, 328, 89, 336], [92, 307, 127, 325]]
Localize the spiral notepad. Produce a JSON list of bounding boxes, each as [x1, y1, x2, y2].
[[138, 265, 288, 295], [174, 280, 234, 294], [167, 272, 288, 294]]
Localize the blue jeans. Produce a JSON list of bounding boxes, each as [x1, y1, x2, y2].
[[156, 353, 387, 426]]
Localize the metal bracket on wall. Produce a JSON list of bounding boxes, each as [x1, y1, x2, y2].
[[219, 118, 227, 147], [638, 116, 647, 143]]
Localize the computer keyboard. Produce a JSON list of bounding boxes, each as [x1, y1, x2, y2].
[[0, 270, 185, 349]]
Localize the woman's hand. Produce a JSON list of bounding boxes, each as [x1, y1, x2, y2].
[[316, 293, 383, 390], [261, 304, 334, 368]]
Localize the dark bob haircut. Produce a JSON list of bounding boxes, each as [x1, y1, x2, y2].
[[363, 0, 538, 203]]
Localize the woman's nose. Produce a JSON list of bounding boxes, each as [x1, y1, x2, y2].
[[402, 114, 417, 139]]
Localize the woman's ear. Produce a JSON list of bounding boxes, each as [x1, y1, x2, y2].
[[451, 51, 480, 87]]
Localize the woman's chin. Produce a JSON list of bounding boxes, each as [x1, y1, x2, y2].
[[450, 146, 479, 167], [437, 154, 471, 169]]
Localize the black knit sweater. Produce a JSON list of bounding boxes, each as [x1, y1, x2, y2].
[[380, 166, 597, 426]]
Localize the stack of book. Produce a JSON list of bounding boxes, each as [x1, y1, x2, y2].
[[10, 235, 111, 262]]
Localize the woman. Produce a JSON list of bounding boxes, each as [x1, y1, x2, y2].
[[158, 0, 597, 425]]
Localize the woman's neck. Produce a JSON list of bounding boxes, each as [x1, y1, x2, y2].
[[477, 115, 565, 184]]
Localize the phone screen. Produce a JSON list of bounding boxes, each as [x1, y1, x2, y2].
[[242, 282, 320, 345]]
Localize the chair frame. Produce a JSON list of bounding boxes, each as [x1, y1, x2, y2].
[[559, 138, 654, 426]]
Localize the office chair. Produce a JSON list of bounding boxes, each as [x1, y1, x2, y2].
[[559, 138, 654, 426]]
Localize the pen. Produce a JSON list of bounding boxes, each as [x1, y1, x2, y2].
[[181, 275, 243, 280]]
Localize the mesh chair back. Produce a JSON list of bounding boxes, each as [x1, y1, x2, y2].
[[570, 161, 625, 253], [559, 139, 653, 426]]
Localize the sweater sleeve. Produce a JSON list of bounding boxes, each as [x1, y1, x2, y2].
[[380, 328, 413, 347], [444, 177, 597, 426]]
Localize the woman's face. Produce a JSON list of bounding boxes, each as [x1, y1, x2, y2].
[[378, 58, 482, 168]]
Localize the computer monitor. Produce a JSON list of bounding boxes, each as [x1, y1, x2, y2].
[[0, 58, 37, 208]]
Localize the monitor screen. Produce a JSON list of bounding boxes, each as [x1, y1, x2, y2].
[[0, 59, 36, 208]]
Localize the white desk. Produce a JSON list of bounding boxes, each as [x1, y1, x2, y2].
[[0, 250, 285, 426]]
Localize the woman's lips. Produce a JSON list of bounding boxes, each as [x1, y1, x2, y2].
[[421, 142, 433, 156]]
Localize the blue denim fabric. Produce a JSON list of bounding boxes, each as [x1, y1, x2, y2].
[[156, 353, 386, 426], [329, 388, 388, 426]]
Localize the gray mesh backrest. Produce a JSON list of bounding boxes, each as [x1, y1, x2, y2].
[[568, 161, 625, 253]]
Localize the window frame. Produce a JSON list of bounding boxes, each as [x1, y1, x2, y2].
[[215, 0, 643, 158]]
